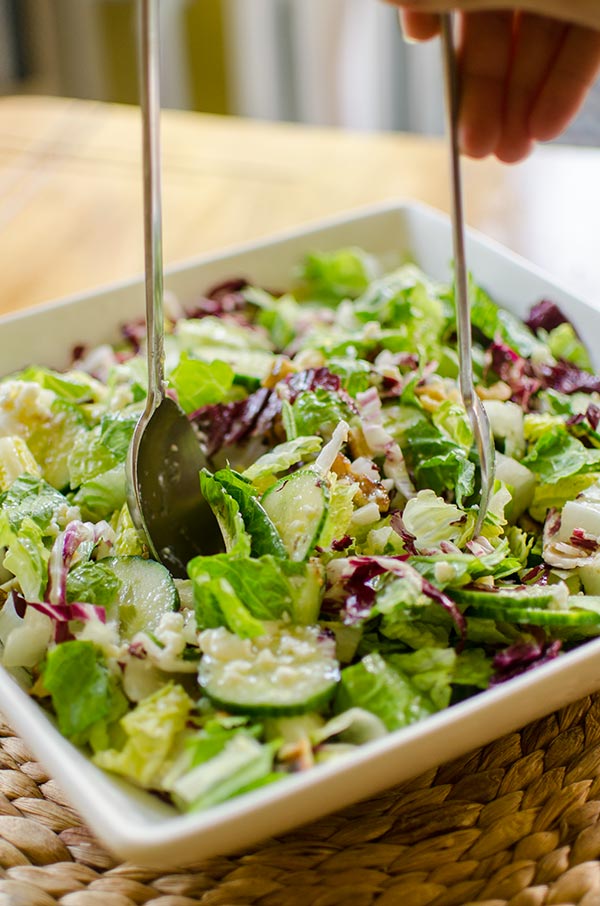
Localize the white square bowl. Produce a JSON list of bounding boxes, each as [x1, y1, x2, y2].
[[2, 200, 600, 868]]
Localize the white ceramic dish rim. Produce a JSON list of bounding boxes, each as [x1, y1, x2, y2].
[[1, 199, 600, 867]]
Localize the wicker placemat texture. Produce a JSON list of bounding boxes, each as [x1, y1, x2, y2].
[[2, 694, 600, 906]]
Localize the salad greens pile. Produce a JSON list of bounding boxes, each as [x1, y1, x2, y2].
[[2, 246, 600, 812]]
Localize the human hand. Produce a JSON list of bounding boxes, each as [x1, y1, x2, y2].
[[385, 1, 600, 162]]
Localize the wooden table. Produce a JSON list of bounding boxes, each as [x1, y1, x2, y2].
[[1, 94, 600, 318]]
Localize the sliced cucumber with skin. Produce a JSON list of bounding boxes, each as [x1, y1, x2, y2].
[[261, 469, 329, 561], [198, 622, 340, 716], [453, 583, 567, 610], [467, 601, 600, 628], [102, 556, 179, 639]]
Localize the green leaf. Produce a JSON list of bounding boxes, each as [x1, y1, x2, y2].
[[296, 247, 377, 303], [242, 436, 322, 493], [0, 475, 68, 534], [195, 577, 266, 638], [401, 420, 475, 505], [522, 427, 600, 483], [547, 322, 592, 370], [189, 553, 300, 624], [66, 561, 122, 607], [470, 280, 544, 357], [72, 464, 126, 521], [292, 389, 355, 439], [93, 683, 192, 786], [334, 652, 440, 731], [43, 641, 127, 744], [99, 412, 139, 461], [529, 473, 600, 524], [169, 354, 235, 414], [199, 470, 251, 557], [1, 516, 49, 601], [213, 469, 286, 558]]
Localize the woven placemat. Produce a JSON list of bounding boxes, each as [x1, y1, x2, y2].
[[2, 694, 600, 906]]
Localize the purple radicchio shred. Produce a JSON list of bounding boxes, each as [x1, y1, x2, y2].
[[190, 367, 353, 457], [487, 340, 541, 409], [421, 579, 466, 639], [490, 627, 561, 685], [570, 528, 599, 553], [340, 556, 466, 638], [535, 361, 600, 395], [190, 387, 277, 457], [121, 318, 147, 353], [10, 591, 106, 643], [525, 299, 572, 335], [284, 367, 342, 402], [343, 559, 388, 624], [487, 339, 600, 408], [586, 404, 600, 431], [390, 511, 419, 555], [380, 375, 404, 399], [521, 566, 549, 585], [331, 535, 352, 552], [185, 278, 249, 319]]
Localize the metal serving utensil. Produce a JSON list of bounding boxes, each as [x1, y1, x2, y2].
[[440, 13, 495, 536], [127, 0, 222, 578]]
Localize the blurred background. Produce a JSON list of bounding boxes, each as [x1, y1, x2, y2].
[[1, 0, 598, 144]]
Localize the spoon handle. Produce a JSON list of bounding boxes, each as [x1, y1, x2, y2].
[[140, 0, 165, 409], [440, 13, 495, 536]]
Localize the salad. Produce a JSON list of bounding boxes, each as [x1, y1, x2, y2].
[[2, 246, 600, 814]]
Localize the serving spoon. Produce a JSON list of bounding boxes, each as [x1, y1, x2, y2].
[[126, 0, 222, 578], [440, 13, 495, 537]]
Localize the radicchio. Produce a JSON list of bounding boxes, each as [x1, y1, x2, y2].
[[491, 627, 561, 685], [11, 591, 106, 644], [187, 278, 249, 318], [567, 403, 600, 433], [190, 367, 351, 457], [356, 387, 415, 498], [47, 520, 115, 609], [487, 339, 600, 409], [326, 555, 465, 636], [525, 300, 571, 335]]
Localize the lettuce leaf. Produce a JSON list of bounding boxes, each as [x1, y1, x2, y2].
[[1, 516, 49, 601], [211, 469, 286, 558], [296, 247, 377, 303], [169, 354, 235, 414], [189, 552, 319, 626], [93, 683, 192, 786], [66, 561, 122, 607], [0, 475, 69, 534], [401, 420, 475, 505], [242, 435, 322, 492], [72, 464, 126, 521], [522, 427, 600, 483], [334, 651, 443, 730], [43, 640, 127, 744]]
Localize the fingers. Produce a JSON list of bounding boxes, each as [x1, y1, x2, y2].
[[388, 0, 600, 32], [399, 10, 440, 42], [456, 11, 514, 158], [529, 25, 600, 141], [495, 13, 567, 163]]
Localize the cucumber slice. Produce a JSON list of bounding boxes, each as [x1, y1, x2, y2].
[[102, 556, 179, 639], [198, 622, 340, 716], [261, 469, 329, 561], [453, 583, 566, 610], [467, 601, 600, 628]]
